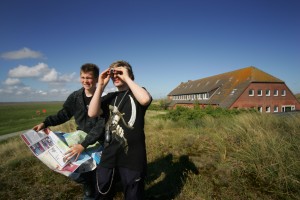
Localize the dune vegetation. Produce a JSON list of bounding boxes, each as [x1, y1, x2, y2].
[[0, 103, 299, 199]]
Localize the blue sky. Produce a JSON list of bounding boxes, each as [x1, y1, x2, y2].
[[0, 0, 299, 102]]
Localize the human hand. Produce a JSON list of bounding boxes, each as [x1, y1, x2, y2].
[[64, 144, 84, 162], [99, 68, 111, 87], [112, 67, 130, 81], [32, 123, 45, 132]]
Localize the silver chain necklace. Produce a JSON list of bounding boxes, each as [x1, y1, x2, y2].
[[113, 90, 129, 109]]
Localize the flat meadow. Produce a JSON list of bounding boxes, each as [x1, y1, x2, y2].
[[0, 102, 63, 136], [0, 102, 300, 199]]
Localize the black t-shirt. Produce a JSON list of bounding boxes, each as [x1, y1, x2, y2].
[[83, 91, 93, 110], [100, 90, 150, 173]]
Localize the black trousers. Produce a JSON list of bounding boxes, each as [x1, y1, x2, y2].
[[95, 166, 145, 200], [73, 169, 96, 185]]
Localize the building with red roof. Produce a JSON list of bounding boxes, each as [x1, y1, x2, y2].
[[167, 66, 300, 113]]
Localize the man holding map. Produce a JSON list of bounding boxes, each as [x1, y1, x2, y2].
[[33, 63, 105, 200]]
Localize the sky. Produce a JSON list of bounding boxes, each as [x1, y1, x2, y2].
[[0, 0, 299, 102]]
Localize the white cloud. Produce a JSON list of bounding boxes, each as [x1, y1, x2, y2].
[[4, 78, 21, 85], [8, 63, 77, 84], [40, 68, 58, 82], [1, 47, 44, 60], [9, 63, 49, 78], [48, 88, 70, 96], [0, 85, 72, 102], [41, 69, 77, 83], [15, 86, 32, 95], [0, 85, 31, 97], [1, 62, 78, 102], [58, 72, 76, 82], [35, 90, 47, 95], [0, 86, 14, 94]]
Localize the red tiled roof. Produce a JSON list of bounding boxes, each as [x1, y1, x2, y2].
[[168, 66, 284, 107]]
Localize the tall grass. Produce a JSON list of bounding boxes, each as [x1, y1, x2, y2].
[[0, 109, 299, 199], [145, 109, 300, 200]]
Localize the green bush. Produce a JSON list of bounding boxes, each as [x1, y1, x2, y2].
[[148, 99, 171, 111], [162, 106, 256, 122]]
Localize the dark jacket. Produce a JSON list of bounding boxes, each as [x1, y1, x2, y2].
[[43, 88, 105, 148]]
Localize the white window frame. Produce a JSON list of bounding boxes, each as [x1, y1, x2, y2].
[[282, 105, 296, 112], [257, 89, 262, 96], [258, 106, 263, 112], [274, 89, 278, 96], [281, 90, 286, 96], [198, 94, 202, 100], [203, 93, 207, 99], [274, 106, 278, 113], [266, 89, 270, 96], [266, 106, 271, 113], [249, 89, 254, 96]]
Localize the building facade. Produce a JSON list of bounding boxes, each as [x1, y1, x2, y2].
[[167, 66, 300, 113]]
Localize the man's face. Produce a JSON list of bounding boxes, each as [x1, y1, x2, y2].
[[110, 67, 125, 87], [80, 71, 97, 90]]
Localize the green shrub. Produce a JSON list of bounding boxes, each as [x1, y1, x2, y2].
[[162, 105, 256, 122]]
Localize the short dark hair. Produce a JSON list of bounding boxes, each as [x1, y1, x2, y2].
[[80, 63, 99, 78], [109, 60, 134, 80]]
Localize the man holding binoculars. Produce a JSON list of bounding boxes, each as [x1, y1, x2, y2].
[[88, 60, 152, 200]]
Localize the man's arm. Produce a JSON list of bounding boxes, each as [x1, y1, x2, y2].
[[81, 118, 105, 148], [64, 118, 105, 162], [116, 67, 152, 106], [125, 77, 152, 106], [88, 68, 111, 117]]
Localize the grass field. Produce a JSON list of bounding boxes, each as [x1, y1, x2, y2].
[[0, 103, 300, 199], [0, 102, 63, 136]]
